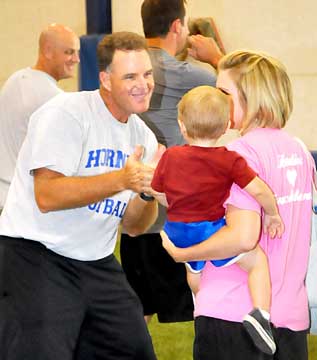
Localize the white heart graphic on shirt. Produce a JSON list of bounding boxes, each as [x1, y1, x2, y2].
[[286, 169, 297, 187]]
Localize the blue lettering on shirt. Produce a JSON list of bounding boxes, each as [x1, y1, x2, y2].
[[103, 198, 114, 214], [85, 148, 129, 169], [88, 198, 127, 218], [85, 148, 130, 217]]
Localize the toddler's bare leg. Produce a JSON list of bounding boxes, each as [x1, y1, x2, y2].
[[186, 267, 201, 296], [238, 245, 276, 354], [237, 245, 271, 312]]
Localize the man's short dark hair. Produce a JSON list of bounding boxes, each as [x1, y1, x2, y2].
[[97, 32, 148, 72], [141, 0, 186, 38]]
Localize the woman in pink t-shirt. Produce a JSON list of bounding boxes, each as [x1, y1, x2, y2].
[[162, 49, 314, 360]]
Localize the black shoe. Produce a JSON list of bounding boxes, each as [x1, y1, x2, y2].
[[243, 308, 276, 355]]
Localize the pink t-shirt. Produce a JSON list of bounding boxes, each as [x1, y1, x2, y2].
[[195, 128, 313, 331]]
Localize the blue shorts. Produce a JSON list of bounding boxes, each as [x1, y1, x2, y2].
[[163, 218, 237, 272]]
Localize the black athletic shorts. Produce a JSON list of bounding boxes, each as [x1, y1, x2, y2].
[[194, 316, 308, 360], [120, 233, 194, 323], [0, 235, 156, 360]]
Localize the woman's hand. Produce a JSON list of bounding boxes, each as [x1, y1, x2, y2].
[[160, 230, 183, 262]]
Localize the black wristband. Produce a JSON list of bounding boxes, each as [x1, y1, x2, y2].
[[140, 192, 155, 202]]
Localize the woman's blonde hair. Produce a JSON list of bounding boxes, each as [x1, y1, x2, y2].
[[218, 50, 293, 131], [178, 85, 230, 139]]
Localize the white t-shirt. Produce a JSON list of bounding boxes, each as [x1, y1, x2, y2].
[[0, 90, 158, 260], [0, 67, 62, 207]]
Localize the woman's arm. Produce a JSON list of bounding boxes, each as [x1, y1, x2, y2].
[[162, 205, 261, 262]]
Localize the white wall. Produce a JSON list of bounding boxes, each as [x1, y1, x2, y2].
[[0, 1, 316, 148], [112, 0, 317, 149], [0, 0, 86, 91]]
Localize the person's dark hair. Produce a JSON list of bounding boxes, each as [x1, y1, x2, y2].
[[97, 31, 148, 72], [141, 0, 186, 38]]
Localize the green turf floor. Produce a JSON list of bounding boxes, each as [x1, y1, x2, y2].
[[147, 316, 316, 359], [148, 317, 194, 360], [114, 240, 317, 359]]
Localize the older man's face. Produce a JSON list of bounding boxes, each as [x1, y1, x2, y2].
[[104, 49, 154, 122]]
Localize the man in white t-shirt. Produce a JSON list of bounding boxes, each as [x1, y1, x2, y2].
[[0, 32, 162, 360], [0, 23, 80, 210]]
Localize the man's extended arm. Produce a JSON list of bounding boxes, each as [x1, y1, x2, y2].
[[33, 146, 149, 213]]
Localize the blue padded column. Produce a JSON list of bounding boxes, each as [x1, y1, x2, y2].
[[79, 34, 105, 91], [79, 0, 112, 90], [86, 0, 112, 34]]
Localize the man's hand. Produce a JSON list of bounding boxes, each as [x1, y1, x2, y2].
[[188, 35, 224, 68], [122, 145, 146, 193], [123, 144, 166, 194], [141, 144, 166, 195], [149, 143, 166, 168]]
